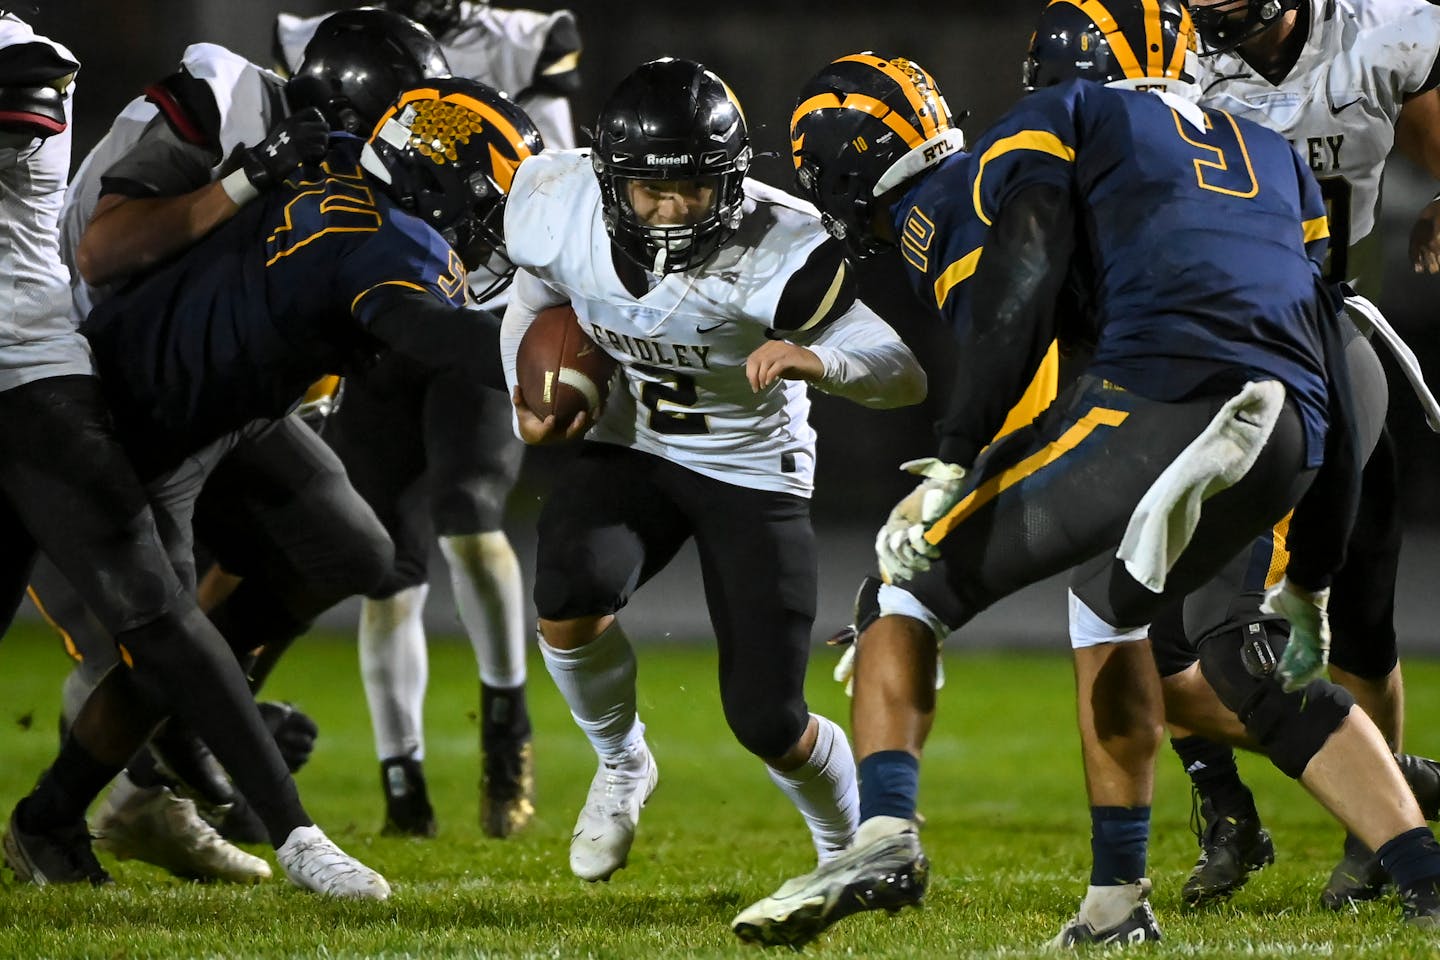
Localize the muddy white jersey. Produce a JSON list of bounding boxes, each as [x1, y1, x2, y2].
[[60, 43, 284, 318], [0, 17, 90, 391], [275, 4, 578, 150], [500, 150, 845, 497], [1197, 0, 1440, 285]]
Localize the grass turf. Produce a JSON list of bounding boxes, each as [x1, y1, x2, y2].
[[2, 622, 1439, 958]]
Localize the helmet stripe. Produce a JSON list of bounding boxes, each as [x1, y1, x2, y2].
[[1167, 5, 1194, 78], [1049, 0, 1144, 79], [790, 91, 929, 153], [834, 54, 944, 140], [1142, 0, 1164, 77]]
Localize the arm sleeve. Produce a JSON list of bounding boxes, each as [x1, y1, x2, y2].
[[97, 114, 219, 199], [801, 300, 927, 409], [934, 182, 1075, 466], [1293, 149, 1332, 269], [354, 283, 506, 391]]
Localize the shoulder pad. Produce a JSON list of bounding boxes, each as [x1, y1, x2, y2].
[[531, 11, 581, 97], [0, 39, 76, 87], [144, 65, 222, 149], [0, 81, 64, 138], [772, 237, 855, 333]]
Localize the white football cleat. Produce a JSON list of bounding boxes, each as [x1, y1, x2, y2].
[[569, 740, 658, 882], [276, 825, 391, 899], [93, 773, 271, 883]]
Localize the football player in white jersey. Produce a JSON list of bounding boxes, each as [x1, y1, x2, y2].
[[273, 0, 582, 839], [500, 58, 926, 883], [0, 7, 389, 898], [1157, 0, 1440, 910]]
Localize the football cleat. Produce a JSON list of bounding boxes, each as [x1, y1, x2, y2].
[[3, 801, 112, 887], [93, 773, 270, 883], [1181, 797, 1275, 906], [481, 738, 535, 839], [380, 756, 437, 838], [1320, 833, 1388, 909], [480, 683, 536, 839], [1050, 879, 1163, 947], [1402, 878, 1440, 928], [1398, 753, 1440, 822], [569, 738, 658, 882], [276, 825, 391, 899], [731, 816, 927, 948]]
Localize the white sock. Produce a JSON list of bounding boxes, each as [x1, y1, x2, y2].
[[538, 619, 642, 763], [766, 714, 859, 864], [439, 531, 527, 688], [1078, 878, 1150, 931], [358, 583, 430, 761]]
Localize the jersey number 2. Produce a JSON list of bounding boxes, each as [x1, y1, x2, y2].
[[633, 364, 709, 435]]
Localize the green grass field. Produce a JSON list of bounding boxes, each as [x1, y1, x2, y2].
[[3, 623, 1440, 958]]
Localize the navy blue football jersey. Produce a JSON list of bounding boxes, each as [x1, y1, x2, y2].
[[892, 80, 1333, 466], [83, 134, 468, 464]]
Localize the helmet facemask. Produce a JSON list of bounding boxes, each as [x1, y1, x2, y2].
[[1190, 0, 1300, 56]]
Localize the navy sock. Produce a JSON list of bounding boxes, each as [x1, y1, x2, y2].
[[1377, 827, 1440, 895], [857, 750, 919, 821], [1090, 805, 1150, 886]]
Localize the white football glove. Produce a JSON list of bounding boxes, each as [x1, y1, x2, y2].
[[875, 457, 968, 583], [832, 629, 945, 697], [1260, 576, 1332, 693]]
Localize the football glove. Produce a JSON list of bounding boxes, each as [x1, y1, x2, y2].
[[1260, 577, 1331, 693], [831, 625, 945, 697], [258, 701, 319, 773], [237, 107, 329, 192], [875, 457, 967, 583]]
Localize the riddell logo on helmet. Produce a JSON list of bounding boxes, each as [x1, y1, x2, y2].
[[645, 154, 689, 165]]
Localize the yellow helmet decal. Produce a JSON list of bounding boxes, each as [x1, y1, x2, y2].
[[834, 53, 947, 140]]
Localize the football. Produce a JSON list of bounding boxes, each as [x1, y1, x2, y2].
[[515, 303, 616, 427]]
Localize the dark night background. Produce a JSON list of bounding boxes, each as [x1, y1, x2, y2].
[[20, 1, 1440, 643]]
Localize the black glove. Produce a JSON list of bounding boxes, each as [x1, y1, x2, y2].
[[258, 701, 319, 773], [237, 107, 328, 191]]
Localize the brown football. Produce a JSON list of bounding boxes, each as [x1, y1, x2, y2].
[[515, 303, 616, 427]]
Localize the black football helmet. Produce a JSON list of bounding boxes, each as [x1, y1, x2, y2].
[[790, 53, 963, 258], [385, 0, 465, 38], [1023, 0, 1198, 92], [286, 8, 451, 135], [361, 77, 544, 295], [592, 58, 752, 275], [1189, 0, 1300, 55]]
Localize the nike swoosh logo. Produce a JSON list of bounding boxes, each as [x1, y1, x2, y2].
[[1328, 95, 1363, 115], [696, 320, 727, 334]]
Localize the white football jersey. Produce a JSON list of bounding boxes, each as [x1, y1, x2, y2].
[[275, 4, 577, 150], [501, 150, 834, 497], [1197, 0, 1440, 285], [60, 43, 284, 317], [0, 17, 91, 391]]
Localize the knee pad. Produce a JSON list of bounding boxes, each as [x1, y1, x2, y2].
[[724, 696, 809, 760], [1197, 619, 1355, 779], [432, 474, 513, 535]]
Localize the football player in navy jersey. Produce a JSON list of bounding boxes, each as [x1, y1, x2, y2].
[[8, 78, 531, 898], [275, 0, 584, 840], [0, 8, 384, 898], [731, 1, 1440, 948]]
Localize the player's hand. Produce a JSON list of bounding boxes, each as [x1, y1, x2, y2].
[[875, 457, 967, 583], [511, 385, 592, 445], [257, 701, 319, 773], [1260, 576, 1332, 692], [1410, 197, 1440, 274], [745, 340, 824, 392], [239, 107, 329, 192]]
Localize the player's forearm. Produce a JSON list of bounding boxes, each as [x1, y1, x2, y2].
[[75, 185, 239, 286], [365, 287, 506, 391], [1396, 89, 1440, 182], [805, 305, 927, 409]]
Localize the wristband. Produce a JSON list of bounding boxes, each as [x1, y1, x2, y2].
[[220, 167, 261, 207]]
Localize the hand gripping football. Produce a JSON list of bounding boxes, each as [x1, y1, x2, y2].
[[516, 304, 616, 427]]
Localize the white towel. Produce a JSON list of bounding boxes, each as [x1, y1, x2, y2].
[[1344, 293, 1440, 432], [1118, 380, 1287, 593]]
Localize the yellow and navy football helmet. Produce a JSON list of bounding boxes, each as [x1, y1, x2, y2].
[[1022, 0, 1199, 94], [361, 77, 543, 294], [1189, 0, 1300, 55], [790, 53, 964, 258], [593, 58, 752, 275]]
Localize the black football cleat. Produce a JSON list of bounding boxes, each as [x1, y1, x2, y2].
[[479, 684, 535, 839], [380, 756, 437, 838], [1051, 879, 1163, 947], [1181, 797, 1275, 907], [1320, 833, 1389, 910], [1401, 878, 1440, 928], [3, 802, 112, 886], [1398, 753, 1440, 822]]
